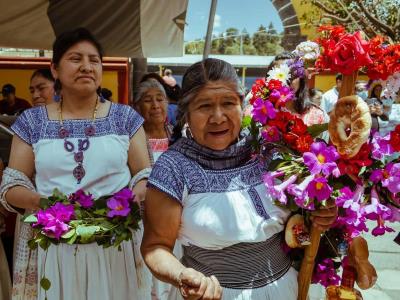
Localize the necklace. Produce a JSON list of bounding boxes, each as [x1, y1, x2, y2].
[[58, 97, 99, 184]]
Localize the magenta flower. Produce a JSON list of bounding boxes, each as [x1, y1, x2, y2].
[[307, 177, 332, 202], [311, 258, 340, 288], [363, 187, 392, 221], [35, 203, 75, 239], [69, 189, 94, 208], [335, 187, 354, 207], [269, 89, 281, 103], [370, 163, 400, 194], [371, 218, 395, 236], [261, 126, 280, 142], [303, 142, 340, 177], [264, 173, 297, 205], [113, 188, 136, 203], [388, 205, 400, 222], [277, 86, 295, 106], [371, 132, 394, 160], [107, 197, 131, 218], [251, 98, 276, 125], [287, 174, 316, 209]]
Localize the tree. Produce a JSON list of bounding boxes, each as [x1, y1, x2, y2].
[[217, 33, 227, 54], [242, 28, 251, 46], [266, 22, 280, 44], [253, 25, 269, 55], [301, 0, 400, 42], [225, 27, 239, 47]]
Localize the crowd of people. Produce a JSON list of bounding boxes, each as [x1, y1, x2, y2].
[[0, 27, 399, 300]]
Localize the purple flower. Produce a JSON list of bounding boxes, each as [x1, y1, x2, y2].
[[371, 132, 394, 160], [261, 126, 280, 142], [303, 142, 340, 177], [371, 218, 395, 236], [363, 187, 392, 221], [277, 86, 295, 105], [388, 205, 400, 222], [264, 173, 297, 205], [113, 188, 135, 203], [335, 187, 354, 207], [69, 189, 94, 208], [288, 58, 306, 79], [370, 163, 400, 193], [251, 98, 276, 125], [312, 258, 340, 288], [34, 203, 75, 239], [107, 197, 131, 218], [287, 174, 316, 209], [307, 177, 332, 202]]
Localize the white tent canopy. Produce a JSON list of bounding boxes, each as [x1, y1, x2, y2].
[[0, 0, 188, 58]]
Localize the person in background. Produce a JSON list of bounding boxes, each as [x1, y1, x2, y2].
[[29, 69, 55, 106], [0, 84, 31, 115], [309, 88, 323, 107], [355, 80, 368, 101], [133, 79, 172, 163], [320, 74, 342, 115], [100, 87, 113, 101], [366, 81, 390, 131], [162, 68, 176, 87], [141, 58, 337, 300]]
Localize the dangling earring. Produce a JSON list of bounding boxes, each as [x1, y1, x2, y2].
[[53, 79, 62, 102], [97, 87, 106, 103]]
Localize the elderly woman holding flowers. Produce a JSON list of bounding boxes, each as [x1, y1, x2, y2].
[[0, 28, 151, 300], [141, 58, 337, 300]]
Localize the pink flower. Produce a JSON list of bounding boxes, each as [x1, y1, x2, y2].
[[276, 86, 295, 106], [307, 177, 332, 202], [335, 187, 353, 207], [261, 126, 280, 142], [251, 98, 276, 125], [264, 173, 297, 205], [312, 258, 340, 287], [371, 217, 395, 236], [107, 197, 131, 218], [371, 131, 394, 160], [113, 188, 136, 203], [303, 142, 340, 177], [370, 163, 400, 194], [287, 174, 316, 210], [363, 187, 392, 221], [69, 189, 94, 208]]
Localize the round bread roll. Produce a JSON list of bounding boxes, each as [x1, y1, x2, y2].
[[328, 95, 372, 158], [285, 214, 309, 248]]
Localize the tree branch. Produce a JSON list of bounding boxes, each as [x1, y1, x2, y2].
[[311, 0, 337, 16], [322, 13, 352, 24], [355, 0, 396, 38]]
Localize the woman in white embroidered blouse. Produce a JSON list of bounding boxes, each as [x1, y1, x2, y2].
[[0, 28, 151, 300], [141, 58, 338, 300]]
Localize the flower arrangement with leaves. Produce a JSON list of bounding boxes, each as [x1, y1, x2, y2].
[[23, 188, 141, 295]]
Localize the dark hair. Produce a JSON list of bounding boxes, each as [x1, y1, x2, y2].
[[101, 88, 112, 100], [336, 74, 343, 81], [171, 58, 244, 143], [267, 52, 311, 114], [31, 69, 55, 82], [309, 88, 322, 99], [52, 27, 103, 66], [1, 83, 16, 96]]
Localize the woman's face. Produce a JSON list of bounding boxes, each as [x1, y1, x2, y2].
[[373, 85, 382, 98], [290, 77, 301, 93], [136, 88, 168, 126], [187, 81, 242, 151], [51, 40, 102, 96], [29, 75, 55, 106]]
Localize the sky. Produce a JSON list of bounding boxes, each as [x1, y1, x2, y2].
[[184, 0, 284, 42]]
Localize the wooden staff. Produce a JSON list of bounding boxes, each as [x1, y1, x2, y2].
[[297, 71, 358, 300]]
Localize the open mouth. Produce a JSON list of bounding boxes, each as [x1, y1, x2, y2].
[[208, 129, 229, 136]]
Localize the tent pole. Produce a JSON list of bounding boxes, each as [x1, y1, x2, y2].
[[203, 0, 218, 59]]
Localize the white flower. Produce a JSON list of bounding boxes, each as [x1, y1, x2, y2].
[[267, 64, 291, 85], [294, 41, 320, 61], [384, 72, 400, 100]]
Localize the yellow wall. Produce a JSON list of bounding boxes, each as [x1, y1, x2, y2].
[[314, 74, 370, 92], [291, 0, 319, 41], [0, 69, 118, 103]]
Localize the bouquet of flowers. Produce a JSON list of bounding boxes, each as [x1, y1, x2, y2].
[[23, 188, 141, 294], [246, 29, 400, 298]]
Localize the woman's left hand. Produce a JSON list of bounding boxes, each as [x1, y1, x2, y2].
[[132, 179, 147, 202], [310, 201, 338, 232]]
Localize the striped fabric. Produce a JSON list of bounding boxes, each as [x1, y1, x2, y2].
[[181, 233, 291, 289]]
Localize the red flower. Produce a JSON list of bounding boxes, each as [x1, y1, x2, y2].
[[267, 79, 283, 91], [291, 118, 308, 135], [337, 143, 373, 177], [390, 125, 400, 151], [296, 135, 314, 153], [250, 78, 268, 105]]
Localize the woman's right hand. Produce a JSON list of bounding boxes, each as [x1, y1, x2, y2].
[[178, 268, 222, 300]]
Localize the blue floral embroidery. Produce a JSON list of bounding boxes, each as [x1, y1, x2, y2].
[[149, 150, 268, 216], [11, 104, 143, 145]]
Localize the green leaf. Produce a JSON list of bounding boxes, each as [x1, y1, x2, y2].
[[76, 225, 100, 243], [241, 115, 252, 128], [67, 233, 78, 245], [39, 198, 50, 209], [28, 239, 38, 250], [61, 229, 76, 239], [38, 237, 51, 250], [23, 214, 38, 223], [307, 123, 328, 137], [40, 277, 51, 291]]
